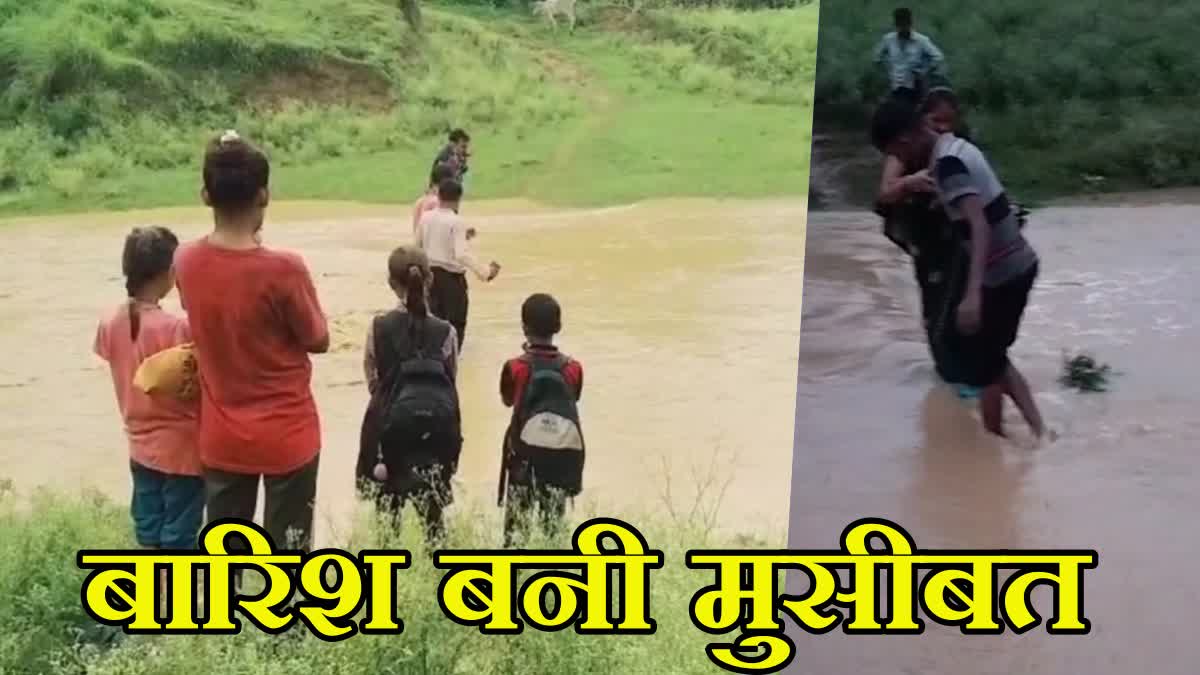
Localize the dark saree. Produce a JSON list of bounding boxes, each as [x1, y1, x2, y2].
[[876, 187, 969, 385]]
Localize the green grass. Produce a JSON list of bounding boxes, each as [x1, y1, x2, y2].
[[0, 486, 780, 675], [813, 0, 1200, 199], [0, 0, 816, 218]]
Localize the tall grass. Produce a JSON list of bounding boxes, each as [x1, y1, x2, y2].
[[0, 487, 778, 675], [814, 0, 1200, 196], [620, 5, 818, 105], [0, 0, 815, 215]]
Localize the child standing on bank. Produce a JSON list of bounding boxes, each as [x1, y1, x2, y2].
[[95, 226, 204, 552], [357, 247, 462, 544], [498, 294, 584, 546], [174, 131, 329, 555]]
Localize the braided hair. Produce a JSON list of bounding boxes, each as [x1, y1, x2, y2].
[[121, 226, 179, 341]]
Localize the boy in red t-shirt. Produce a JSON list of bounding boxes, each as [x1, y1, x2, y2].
[[174, 131, 329, 554], [498, 294, 583, 545]]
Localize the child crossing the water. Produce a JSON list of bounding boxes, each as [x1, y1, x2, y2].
[[415, 179, 500, 349], [95, 227, 204, 557], [498, 294, 585, 546], [872, 99, 1046, 440], [174, 131, 330, 557], [356, 246, 462, 545], [922, 88, 1031, 227]]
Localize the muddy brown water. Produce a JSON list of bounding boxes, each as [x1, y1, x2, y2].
[[0, 198, 805, 543], [786, 205, 1200, 673]]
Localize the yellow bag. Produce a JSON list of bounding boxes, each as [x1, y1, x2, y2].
[[133, 343, 199, 402]]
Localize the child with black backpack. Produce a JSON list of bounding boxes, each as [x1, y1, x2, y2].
[[357, 246, 463, 544], [498, 294, 585, 546]]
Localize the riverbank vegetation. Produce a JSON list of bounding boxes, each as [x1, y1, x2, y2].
[[0, 486, 776, 675], [814, 0, 1200, 199], [0, 0, 816, 217]]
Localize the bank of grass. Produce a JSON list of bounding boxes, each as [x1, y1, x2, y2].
[[0, 486, 777, 675], [0, 0, 815, 218], [814, 0, 1200, 199]]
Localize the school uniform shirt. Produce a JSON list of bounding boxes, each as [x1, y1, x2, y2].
[[932, 134, 1038, 288], [874, 31, 946, 91], [417, 208, 491, 280], [500, 344, 584, 409], [174, 238, 328, 475], [94, 302, 202, 477], [363, 305, 459, 396], [411, 193, 439, 244]]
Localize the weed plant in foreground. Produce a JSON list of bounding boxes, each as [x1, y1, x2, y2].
[[0, 486, 779, 675]]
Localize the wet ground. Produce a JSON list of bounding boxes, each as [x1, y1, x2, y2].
[[0, 198, 806, 542], [786, 205, 1200, 673]]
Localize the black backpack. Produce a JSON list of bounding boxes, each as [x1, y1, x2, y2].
[[509, 354, 585, 496], [374, 312, 462, 472]]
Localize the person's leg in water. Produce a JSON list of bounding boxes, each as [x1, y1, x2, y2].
[[1003, 362, 1044, 437], [974, 264, 1043, 438], [430, 268, 468, 350]]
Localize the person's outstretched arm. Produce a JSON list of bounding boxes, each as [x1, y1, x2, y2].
[[453, 220, 494, 282]]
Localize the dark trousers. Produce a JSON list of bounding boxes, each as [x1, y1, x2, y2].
[[503, 481, 567, 547], [203, 457, 320, 553], [891, 86, 923, 106], [429, 267, 468, 349]]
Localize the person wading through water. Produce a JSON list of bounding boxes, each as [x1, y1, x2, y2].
[[415, 179, 500, 350], [872, 97, 1046, 440]]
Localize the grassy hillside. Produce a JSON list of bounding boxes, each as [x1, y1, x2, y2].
[[814, 0, 1200, 198], [0, 0, 817, 217]]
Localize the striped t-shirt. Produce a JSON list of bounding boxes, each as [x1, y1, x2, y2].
[[932, 134, 1037, 287]]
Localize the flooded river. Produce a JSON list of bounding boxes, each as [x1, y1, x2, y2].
[[786, 205, 1200, 673], [0, 198, 805, 542]]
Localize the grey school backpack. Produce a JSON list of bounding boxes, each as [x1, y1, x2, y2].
[[511, 354, 584, 496]]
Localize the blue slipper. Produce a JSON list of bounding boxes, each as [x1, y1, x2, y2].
[[953, 384, 982, 400]]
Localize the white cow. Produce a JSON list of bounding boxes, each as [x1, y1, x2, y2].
[[532, 0, 577, 32]]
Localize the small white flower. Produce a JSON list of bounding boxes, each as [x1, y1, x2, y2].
[[219, 129, 241, 144]]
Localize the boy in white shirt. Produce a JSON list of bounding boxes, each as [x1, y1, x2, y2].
[[417, 180, 500, 349]]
